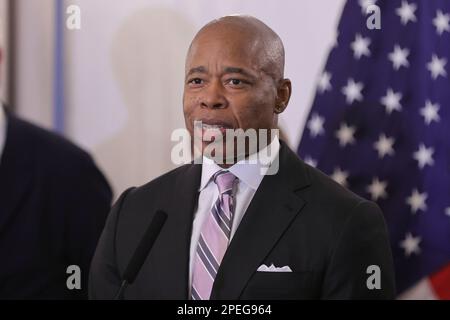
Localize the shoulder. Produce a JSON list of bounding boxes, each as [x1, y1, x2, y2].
[[125, 164, 196, 200], [11, 116, 92, 162], [301, 161, 385, 235], [110, 164, 198, 227], [280, 141, 366, 209], [9, 116, 101, 179], [280, 143, 383, 230], [304, 162, 365, 205]]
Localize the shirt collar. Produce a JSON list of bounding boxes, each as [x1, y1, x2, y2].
[[199, 137, 281, 191]]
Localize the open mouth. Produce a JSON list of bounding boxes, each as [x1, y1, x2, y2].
[[194, 120, 234, 139]]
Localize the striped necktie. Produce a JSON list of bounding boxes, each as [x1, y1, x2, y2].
[[191, 170, 238, 300]]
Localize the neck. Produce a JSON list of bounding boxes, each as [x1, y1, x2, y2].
[[211, 135, 279, 168]]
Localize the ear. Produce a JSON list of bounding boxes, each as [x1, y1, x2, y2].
[[274, 78, 292, 114]]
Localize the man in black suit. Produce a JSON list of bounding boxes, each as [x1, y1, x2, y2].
[[89, 15, 395, 299], [0, 105, 112, 299]]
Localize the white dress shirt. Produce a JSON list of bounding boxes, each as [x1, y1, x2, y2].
[[0, 106, 6, 162], [189, 137, 281, 288]]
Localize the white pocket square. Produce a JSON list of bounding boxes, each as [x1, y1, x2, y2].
[[257, 263, 292, 272]]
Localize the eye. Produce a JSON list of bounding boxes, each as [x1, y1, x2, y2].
[[226, 78, 250, 88], [188, 78, 204, 86], [228, 79, 243, 86]]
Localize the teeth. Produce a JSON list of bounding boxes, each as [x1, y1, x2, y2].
[[202, 124, 224, 130]]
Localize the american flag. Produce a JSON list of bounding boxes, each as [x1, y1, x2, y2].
[[297, 0, 450, 299]]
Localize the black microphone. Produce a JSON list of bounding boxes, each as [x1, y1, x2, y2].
[[114, 210, 168, 300]]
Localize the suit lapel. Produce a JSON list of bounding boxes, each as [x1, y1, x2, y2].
[[210, 143, 311, 299], [0, 115, 34, 236], [157, 163, 201, 299]]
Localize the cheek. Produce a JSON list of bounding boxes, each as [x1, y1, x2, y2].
[[234, 94, 274, 128], [183, 94, 197, 116], [183, 96, 194, 131]]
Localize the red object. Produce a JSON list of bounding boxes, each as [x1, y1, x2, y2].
[[430, 264, 450, 300]]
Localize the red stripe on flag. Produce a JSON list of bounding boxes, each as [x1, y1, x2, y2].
[[430, 263, 450, 300]]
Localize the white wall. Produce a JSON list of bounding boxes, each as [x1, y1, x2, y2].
[[0, 0, 8, 102], [15, 0, 345, 197], [15, 0, 55, 129]]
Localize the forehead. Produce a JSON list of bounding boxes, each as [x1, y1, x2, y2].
[[186, 27, 264, 70]]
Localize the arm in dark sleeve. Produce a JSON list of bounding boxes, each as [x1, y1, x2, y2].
[[88, 187, 135, 300], [63, 157, 113, 299], [322, 201, 396, 299]]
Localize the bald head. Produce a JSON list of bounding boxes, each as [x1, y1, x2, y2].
[[187, 15, 285, 82]]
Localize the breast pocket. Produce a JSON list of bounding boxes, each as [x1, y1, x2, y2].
[[241, 271, 316, 300]]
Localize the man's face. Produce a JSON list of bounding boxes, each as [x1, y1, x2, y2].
[[183, 28, 278, 163]]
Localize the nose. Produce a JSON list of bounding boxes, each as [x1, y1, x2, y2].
[[201, 80, 227, 110]]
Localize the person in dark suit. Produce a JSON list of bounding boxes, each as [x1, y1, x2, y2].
[[89, 15, 395, 300], [0, 106, 112, 299]]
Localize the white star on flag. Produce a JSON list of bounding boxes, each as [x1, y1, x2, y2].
[[445, 207, 450, 217], [400, 233, 421, 257], [335, 123, 357, 147], [366, 177, 388, 201], [307, 113, 325, 138], [427, 54, 447, 79], [413, 144, 435, 169], [406, 189, 428, 214], [358, 0, 377, 14], [374, 134, 395, 158], [341, 78, 364, 104], [304, 156, 318, 168], [331, 167, 349, 187], [318, 71, 332, 94], [396, 0, 417, 25], [381, 88, 403, 114], [388, 45, 410, 70], [433, 10, 450, 35], [420, 100, 440, 125], [351, 33, 371, 59]]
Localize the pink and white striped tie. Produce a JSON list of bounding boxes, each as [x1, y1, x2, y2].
[[191, 171, 238, 300]]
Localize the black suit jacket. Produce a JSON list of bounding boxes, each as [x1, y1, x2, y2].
[[0, 111, 112, 299], [89, 141, 395, 299]]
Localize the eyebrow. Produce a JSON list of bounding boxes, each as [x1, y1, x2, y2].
[[186, 66, 256, 79], [223, 67, 256, 79], [187, 66, 207, 77]]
